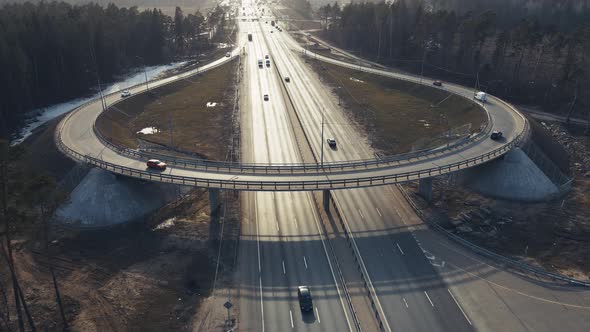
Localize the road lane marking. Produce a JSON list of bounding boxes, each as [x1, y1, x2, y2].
[[358, 209, 364, 219], [289, 310, 294, 328], [294, 217, 298, 229], [260, 276, 265, 332], [403, 297, 409, 308], [448, 289, 472, 325], [304, 195, 354, 331], [282, 260, 286, 275], [276, 221, 280, 232], [376, 208, 382, 217], [396, 243, 405, 255], [424, 291, 434, 307], [303, 256, 308, 269], [315, 307, 321, 323]]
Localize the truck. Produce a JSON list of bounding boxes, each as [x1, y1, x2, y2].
[[474, 91, 487, 103], [248, 33, 253, 41]]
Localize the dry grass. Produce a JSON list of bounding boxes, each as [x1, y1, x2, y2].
[[311, 60, 486, 155], [97, 58, 238, 161]]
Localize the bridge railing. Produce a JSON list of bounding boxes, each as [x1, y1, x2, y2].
[[59, 117, 528, 191]]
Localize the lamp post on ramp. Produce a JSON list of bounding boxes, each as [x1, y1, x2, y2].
[[136, 56, 150, 93]]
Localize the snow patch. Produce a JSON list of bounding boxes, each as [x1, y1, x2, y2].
[[11, 61, 186, 146], [206, 102, 218, 108], [350, 77, 365, 83], [137, 127, 160, 135]]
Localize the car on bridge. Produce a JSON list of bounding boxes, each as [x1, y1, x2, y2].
[[297, 286, 313, 312], [147, 159, 167, 170], [121, 90, 131, 97], [433, 80, 443, 87], [327, 138, 337, 148], [490, 130, 503, 140]]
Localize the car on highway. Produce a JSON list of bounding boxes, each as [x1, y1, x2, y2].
[[121, 90, 131, 97], [146, 159, 167, 170], [266, 59, 271, 67], [225, 52, 231, 57], [265, 55, 269, 59], [258, 59, 263, 68], [270, 30, 273, 33], [263, 94, 269, 101], [285, 77, 290, 82], [297, 286, 313, 312], [433, 80, 442, 86], [327, 138, 337, 148], [490, 130, 503, 140]]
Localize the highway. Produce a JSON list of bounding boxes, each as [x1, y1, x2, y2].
[[262, 4, 590, 332], [236, 4, 353, 331], [54, 0, 590, 331]]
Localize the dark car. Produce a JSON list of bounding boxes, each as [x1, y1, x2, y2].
[[297, 286, 313, 312], [327, 138, 336, 148], [263, 94, 269, 101], [433, 80, 442, 87], [285, 77, 290, 82], [147, 159, 167, 170], [490, 130, 503, 140]]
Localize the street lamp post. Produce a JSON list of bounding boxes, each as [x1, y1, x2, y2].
[[136, 56, 149, 93]]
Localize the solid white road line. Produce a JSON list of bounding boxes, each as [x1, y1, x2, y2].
[[276, 221, 280, 232], [358, 209, 364, 219], [289, 310, 294, 328], [448, 289, 472, 325], [294, 217, 298, 229], [396, 243, 405, 255], [403, 297, 409, 308], [303, 256, 308, 269], [282, 260, 286, 275], [376, 207, 382, 217], [424, 291, 434, 307], [255, 195, 262, 274], [315, 307, 321, 323], [260, 276, 265, 332]]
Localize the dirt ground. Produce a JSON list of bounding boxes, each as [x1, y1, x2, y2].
[[404, 121, 590, 281], [96, 58, 239, 161], [307, 59, 486, 155]]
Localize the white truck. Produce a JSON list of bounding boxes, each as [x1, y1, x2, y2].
[[474, 91, 487, 103]]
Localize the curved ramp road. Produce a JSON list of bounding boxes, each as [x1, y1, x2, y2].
[[56, 18, 527, 192]]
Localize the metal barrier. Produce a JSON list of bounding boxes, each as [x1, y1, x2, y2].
[[397, 185, 590, 287]]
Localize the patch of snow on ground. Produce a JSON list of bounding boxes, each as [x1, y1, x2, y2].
[[11, 61, 186, 146], [350, 77, 365, 83], [137, 127, 160, 135], [206, 102, 218, 108]]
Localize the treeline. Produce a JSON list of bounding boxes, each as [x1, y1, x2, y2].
[[0, 1, 224, 139], [318, 0, 590, 119]]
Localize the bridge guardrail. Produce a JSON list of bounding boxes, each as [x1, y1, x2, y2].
[[60, 117, 527, 191], [92, 78, 495, 175]]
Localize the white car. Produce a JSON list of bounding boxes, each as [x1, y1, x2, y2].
[[226, 52, 231, 57], [121, 90, 131, 97]]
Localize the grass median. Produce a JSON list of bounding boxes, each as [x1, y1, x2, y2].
[[97, 58, 238, 161], [309, 60, 486, 155]]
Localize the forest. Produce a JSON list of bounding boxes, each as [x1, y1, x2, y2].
[[0, 1, 226, 139], [317, 0, 590, 122]]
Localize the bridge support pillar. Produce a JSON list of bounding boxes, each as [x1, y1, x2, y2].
[[209, 188, 221, 215], [323, 190, 330, 210], [418, 178, 433, 202]]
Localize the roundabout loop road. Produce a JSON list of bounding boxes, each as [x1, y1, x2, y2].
[[56, 42, 528, 191]]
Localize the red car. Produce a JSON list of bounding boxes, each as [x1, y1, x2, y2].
[[147, 159, 167, 170]]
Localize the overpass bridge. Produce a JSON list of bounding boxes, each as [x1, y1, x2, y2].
[[55, 46, 528, 193]]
